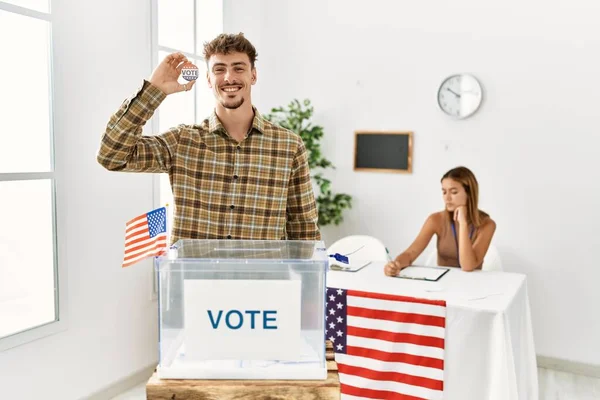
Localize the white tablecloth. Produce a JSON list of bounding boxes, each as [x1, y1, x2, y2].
[[326, 262, 538, 400]]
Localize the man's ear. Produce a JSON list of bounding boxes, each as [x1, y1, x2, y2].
[[206, 72, 212, 88], [251, 68, 257, 85]]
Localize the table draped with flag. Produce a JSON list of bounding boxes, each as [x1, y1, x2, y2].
[[326, 287, 446, 400]]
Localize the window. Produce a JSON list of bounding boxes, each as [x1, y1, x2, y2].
[[0, 0, 63, 350], [152, 0, 223, 231]]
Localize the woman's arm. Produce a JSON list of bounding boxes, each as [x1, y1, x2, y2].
[[384, 214, 438, 276], [457, 217, 497, 272]]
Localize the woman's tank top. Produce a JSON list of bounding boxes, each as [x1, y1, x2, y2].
[[436, 212, 487, 269]]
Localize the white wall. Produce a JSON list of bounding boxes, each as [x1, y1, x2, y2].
[[225, 0, 600, 365], [0, 0, 159, 398], [1, 2, 597, 397]]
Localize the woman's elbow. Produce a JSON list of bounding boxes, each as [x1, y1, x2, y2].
[[460, 262, 481, 272]]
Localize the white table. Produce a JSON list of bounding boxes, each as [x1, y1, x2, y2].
[[326, 262, 538, 400]]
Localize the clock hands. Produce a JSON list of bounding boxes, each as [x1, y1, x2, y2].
[[438, 74, 482, 118], [446, 88, 461, 98]]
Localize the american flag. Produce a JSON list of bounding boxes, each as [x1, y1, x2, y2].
[[326, 287, 446, 400], [122, 207, 168, 268]]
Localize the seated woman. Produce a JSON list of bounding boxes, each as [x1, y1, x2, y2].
[[384, 166, 496, 275]]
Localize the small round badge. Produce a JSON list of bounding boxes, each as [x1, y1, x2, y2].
[[181, 62, 199, 81]]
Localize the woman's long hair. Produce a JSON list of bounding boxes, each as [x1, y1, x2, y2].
[[441, 166, 488, 227]]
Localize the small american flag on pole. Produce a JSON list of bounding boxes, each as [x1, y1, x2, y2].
[[122, 207, 168, 268], [326, 287, 446, 400]]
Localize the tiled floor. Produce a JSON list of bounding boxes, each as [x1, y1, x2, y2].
[[112, 368, 600, 399], [538, 368, 600, 400], [110, 383, 146, 400]]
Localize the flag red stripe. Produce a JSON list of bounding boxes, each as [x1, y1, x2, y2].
[[126, 245, 167, 264], [341, 383, 428, 400], [125, 228, 150, 244], [348, 326, 445, 349], [125, 234, 166, 259], [338, 363, 443, 391], [125, 215, 147, 229], [347, 345, 444, 370], [124, 237, 167, 262], [348, 289, 446, 307], [349, 306, 445, 328], [124, 237, 166, 259], [125, 223, 148, 239], [122, 242, 166, 267]]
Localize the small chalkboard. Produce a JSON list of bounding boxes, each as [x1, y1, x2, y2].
[[354, 131, 413, 173]]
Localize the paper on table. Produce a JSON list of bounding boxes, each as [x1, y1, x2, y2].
[[329, 259, 371, 272], [397, 265, 449, 281]]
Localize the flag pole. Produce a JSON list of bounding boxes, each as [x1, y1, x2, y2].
[[164, 202, 170, 248]]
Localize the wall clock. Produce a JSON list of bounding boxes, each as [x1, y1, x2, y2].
[[437, 74, 483, 119]]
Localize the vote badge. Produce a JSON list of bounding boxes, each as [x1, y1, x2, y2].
[[181, 62, 199, 81]]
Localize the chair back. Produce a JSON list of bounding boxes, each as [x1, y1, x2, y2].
[[327, 235, 389, 262]]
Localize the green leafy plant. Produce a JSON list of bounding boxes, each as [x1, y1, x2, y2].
[[265, 99, 352, 226]]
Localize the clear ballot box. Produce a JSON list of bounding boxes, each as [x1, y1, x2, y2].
[[154, 239, 328, 380]]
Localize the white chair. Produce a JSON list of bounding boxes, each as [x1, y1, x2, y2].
[[481, 244, 503, 271], [327, 235, 390, 262], [424, 250, 438, 267], [424, 244, 503, 271]]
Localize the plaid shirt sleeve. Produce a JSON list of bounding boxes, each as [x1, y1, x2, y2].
[[97, 80, 179, 173], [286, 140, 321, 240]]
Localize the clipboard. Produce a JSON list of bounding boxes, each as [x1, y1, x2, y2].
[[394, 265, 450, 282]]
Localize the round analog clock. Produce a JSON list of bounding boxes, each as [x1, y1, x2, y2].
[[437, 74, 483, 119]]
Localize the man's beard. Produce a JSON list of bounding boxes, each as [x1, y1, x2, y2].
[[220, 97, 244, 110]]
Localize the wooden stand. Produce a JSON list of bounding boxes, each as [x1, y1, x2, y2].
[[146, 341, 340, 400]]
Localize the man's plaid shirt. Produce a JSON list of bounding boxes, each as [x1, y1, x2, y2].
[[97, 81, 321, 244]]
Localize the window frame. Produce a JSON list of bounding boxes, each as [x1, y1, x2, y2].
[[0, 0, 67, 352]]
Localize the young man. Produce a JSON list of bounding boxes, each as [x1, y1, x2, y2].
[[97, 33, 320, 243]]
